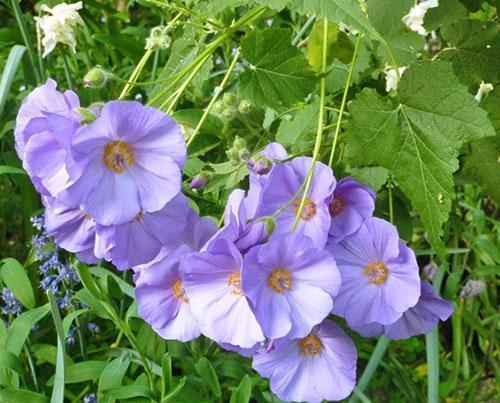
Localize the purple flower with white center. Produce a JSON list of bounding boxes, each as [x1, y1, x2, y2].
[[184, 238, 264, 348], [94, 193, 190, 270], [354, 281, 454, 339], [135, 245, 201, 342], [1, 288, 22, 316], [327, 217, 421, 328], [251, 157, 335, 249], [253, 320, 357, 402], [61, 101, 186, 225], [459, 279, 485, 298], [246, 142, 288, 218], [15, 79, 81, 196], [328, 177, 376, 243], [242, 233, 341, 339], [44, 197, 96, 255], [208, 189, 267, 254]]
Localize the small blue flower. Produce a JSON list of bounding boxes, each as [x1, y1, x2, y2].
[[83, 392, 97, 403], [1, 288, 22, 316], [87, 322, 100, 336], [66, 327, 76, 346]]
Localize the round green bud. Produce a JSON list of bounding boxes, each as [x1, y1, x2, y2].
[[213, 101, 225, 114], [233, 136, 247, 150], [83, 66, 108, 88], [238, 99, 251, 114], [222, 92, 238, 107], [220, 107, 237, 120]]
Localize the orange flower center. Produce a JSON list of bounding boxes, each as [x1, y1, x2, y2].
[[364, 262, 388, 285], [226, 273, 243, 296], [292, 198, 316, 221], [267, 269, 292, 293], [172, 279, 188, 303], [299, 334, 321, 356], [329, 197, 345, 217], [103, 140, 134, 173]]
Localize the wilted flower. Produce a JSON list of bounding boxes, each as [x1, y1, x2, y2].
[[253, 320, 357, 402], [384, 65, 407, 93], [145, 26, 171, 50], [423, 261, 438, 281], [35, 1, 84, 57], [474, 81, 494, 102], [402, 0, 438, 36], [460, 279, 485, 298]]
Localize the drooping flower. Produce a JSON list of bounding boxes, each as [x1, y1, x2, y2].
[[242, 233, 341, 339], [43, 196, 96, 255], [94, 193, 190, 270], [474, 81, 494, 102], [401, 0, 438, 36], [384, 65, 407, 93], [208, 189, 267, 254], [15, 79, 81, 196], [35, 2, 84, 57], [135, 245, 201, 342], [328, 177, 376, 243], [251, 157, 335, 248], [253, 320, 357, 402], [327, 217, 421, 328], [184, 238, 264, 348], [354, 281, 454, 339], [61, 101, 186, 225]]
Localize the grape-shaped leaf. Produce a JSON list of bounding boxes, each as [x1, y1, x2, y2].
[[345, 61, 495, 256], [439, 19, 500, 89], [462, 87, 500, 203], [288, 0, 383, 41], [238, 28, 318, 109]]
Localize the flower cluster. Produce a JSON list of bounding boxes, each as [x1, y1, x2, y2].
[[17, 81, 454, 402]]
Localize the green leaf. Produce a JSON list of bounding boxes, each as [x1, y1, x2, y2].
[[0, 166, 24, 177], [5, 304, 50, 355], [288, 0, 383, 41], [347, 166, 389, 192], [98, 354, 131, 402], [238, 28, 318, 110], [230, 375, 253, 403], [162, 376, 187, 403], [101, 385, 154, 400], [276, 102, 318, 150], [462, 87, 500, 202], [439, 19, 500, 89], [307, 20, 353, 72], [47, 361, 106, 385], [424, 0, 467, 31], [0, 389, 49, 403], [195, 357, 222, 397], [345, 61, 495, 257], [0, 351, 22, 375], [0, 45, 25, 115], [47, 291, 65, 403], [0, 258, 35, 309]]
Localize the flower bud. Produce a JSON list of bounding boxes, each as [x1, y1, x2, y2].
[[263, 216, 276, 236], [220, 107, 237, 120], [233, 136, 247, 150], [76, 107, 98, 124], [145, 26, 171, 50], [190, 172, 210, 190], [83, 66, 108, 88], [238, 99, 251, 114], [248, 154, 272, 175], [459, 279, 485, 298], [222, 92, 238, 107], [213, 100, 225, 114]]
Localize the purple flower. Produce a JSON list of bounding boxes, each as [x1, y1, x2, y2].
[[184, 238, 264, 348], [15, 79, 81, 196], [242, 233, 341, 339], [135, 245, 201, 342], [327, 217, 421, 328], [354, 281, 454, 339], [328, 177, 375, 243], [189, 172, 209, 189], [94, 193, 190, 270], [1, 288, 22, 316], [250, 157, 335, 248], [252, 320, 357, 402], [208, 189, 267, 254], [44, 197, 96, 254], [459, 279, 485, 298], [61, 101, 186, 225]]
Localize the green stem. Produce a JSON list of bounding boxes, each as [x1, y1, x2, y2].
[[62, 52, 73, 90], [10, 0, 41, 83], [388, 178, 394, 223], [291, 18, 328, 230], [383, 39, 400, 81], [119, 48, 153, 100], [186, 48, 240, 147], [147, 6, 267, 107], [349, 336, 390, 403], [291, 16, 315, 46], [328, 34, 362, 167]]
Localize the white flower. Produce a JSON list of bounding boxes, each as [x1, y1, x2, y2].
[[402, 0, 438, 36], [384, 65, 407, 93], [474, 81, 494, 102], [35, 2, 83, 57]]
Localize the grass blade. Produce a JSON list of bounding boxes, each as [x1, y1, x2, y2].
[[0, 45, 25, 115], [47, 291, 65, 403]]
